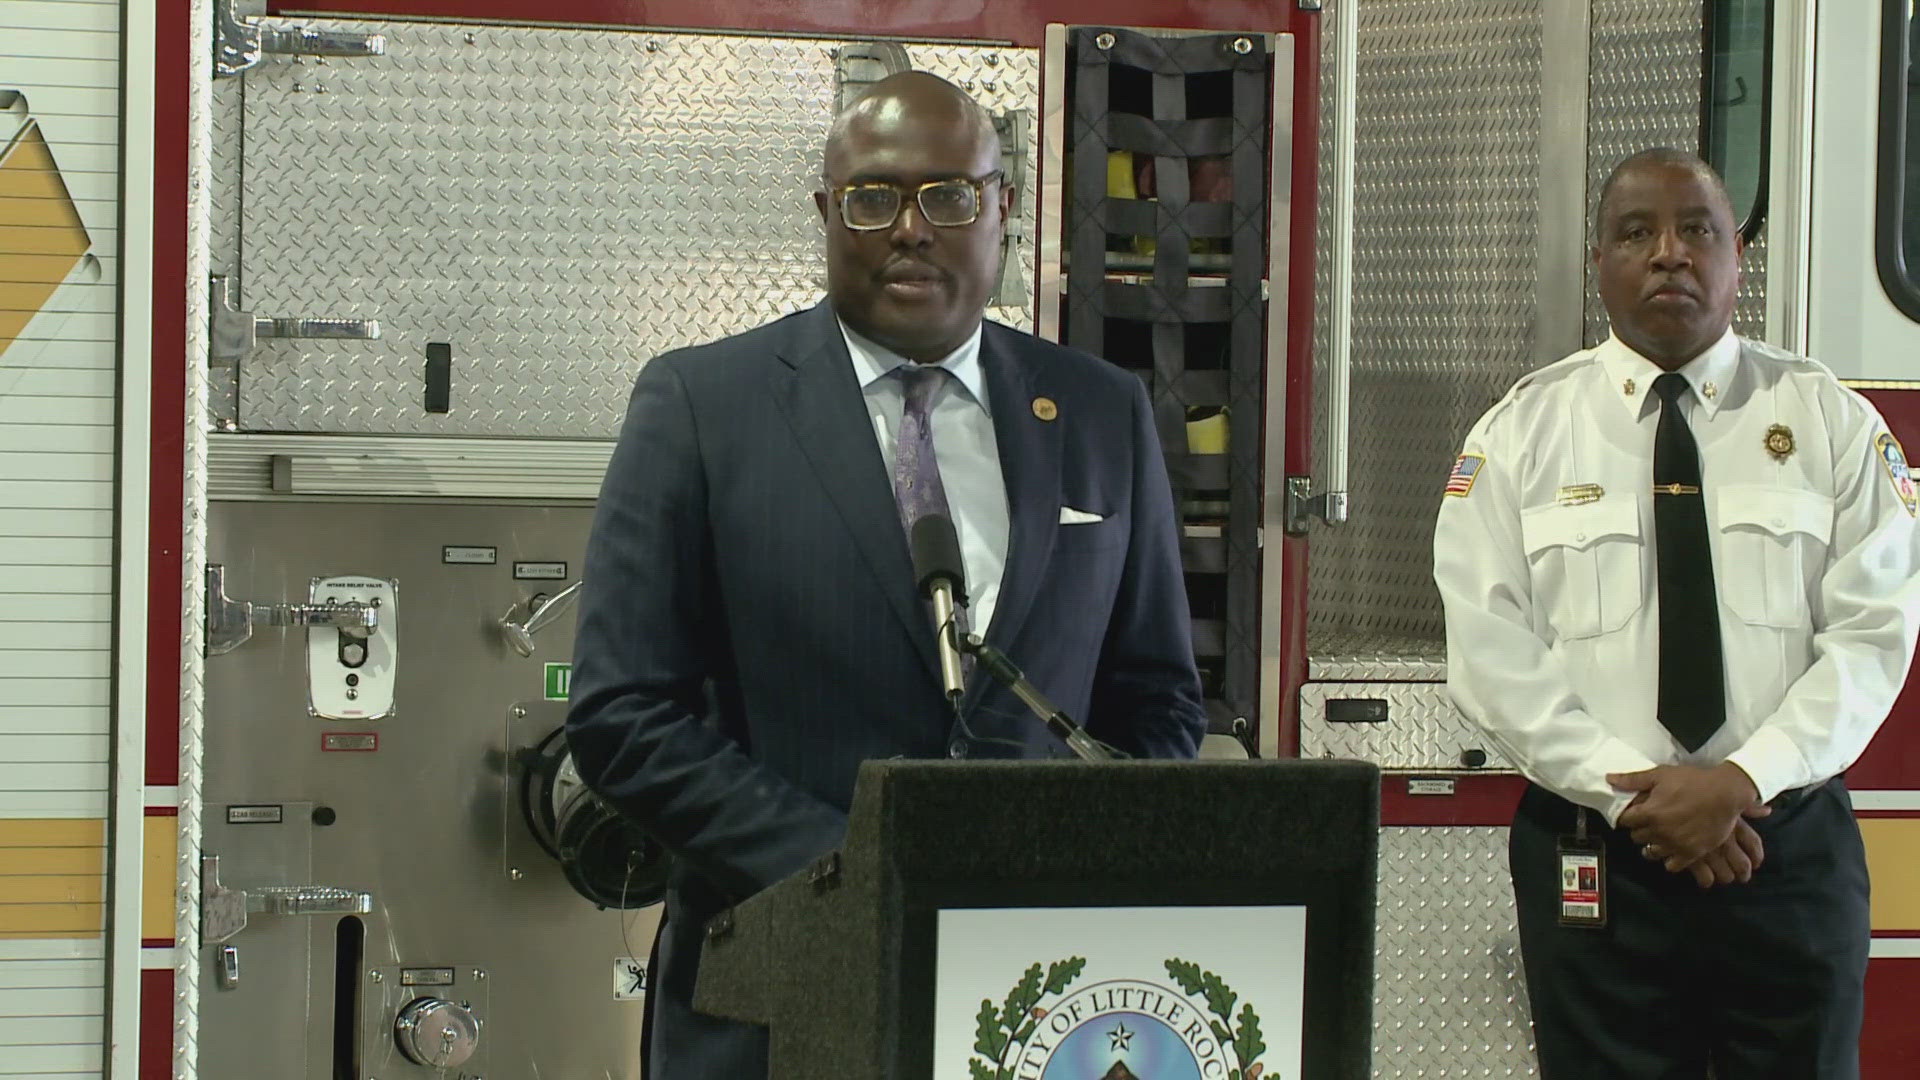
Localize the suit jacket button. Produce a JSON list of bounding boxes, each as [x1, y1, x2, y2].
[[948, 740, 969, 759]]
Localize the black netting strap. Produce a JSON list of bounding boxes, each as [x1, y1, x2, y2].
[[1105, 114, 1238, 160], [1103, 198, 1235, 239], [1067, 38, 1113, 357], [1102, 282, 1233, 323]]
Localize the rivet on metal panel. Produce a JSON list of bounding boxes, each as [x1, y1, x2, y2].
[[646, 39, 661, 52], [472, 969, 486, 980], [508, 867, 523, 880], [370, 970, 383, 983], [511, 706, 527, 719], [982, 79, 996, 92], [1095, 32, 1115, 50], [986, 53, 999, 65], [1232, 37, 1253, 55], [464, 32, 476, 44], [291, 82, 303, 93], [313, 84, 327, 94]]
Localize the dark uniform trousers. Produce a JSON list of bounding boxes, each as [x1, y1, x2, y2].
[[1511, 779, 1870, 1079]]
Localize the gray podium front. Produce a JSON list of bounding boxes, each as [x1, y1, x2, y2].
[[696, 758, 1380, 1079]]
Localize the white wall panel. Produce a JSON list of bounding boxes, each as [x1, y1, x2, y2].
[[0, 594, 112, 621], [0, 735, 108, 762], [0, 4, 120, 1070]]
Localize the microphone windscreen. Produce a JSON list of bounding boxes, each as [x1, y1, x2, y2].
[[909, 513, 968, 605]]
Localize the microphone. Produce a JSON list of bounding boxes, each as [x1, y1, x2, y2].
[[909, 514, 969, 710], [959, 635, 1118, 761]]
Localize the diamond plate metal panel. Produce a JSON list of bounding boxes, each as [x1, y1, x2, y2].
[[1733, 223, 1768, 338], [1374, 828, 1535, 1078], [237, 23, 1038, 436], [180, 3, 216, 1076], [210, 74, 243, 428], [1299, 681, 1512, 771], [1585, 0, 1705, 346], [1309, 2, 1545, 652], [1585, 4, 1768, 353], [1306, 628, 1447, 682]]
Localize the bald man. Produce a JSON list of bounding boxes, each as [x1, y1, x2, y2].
[[1436, 148, 1920, 1076], [567, 72, 1206, 1077]]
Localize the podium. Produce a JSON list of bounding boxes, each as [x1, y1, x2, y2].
[[697, 758, 1379, 1079]]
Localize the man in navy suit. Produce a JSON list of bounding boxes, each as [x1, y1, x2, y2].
[[567, 71, 1207, 1079]]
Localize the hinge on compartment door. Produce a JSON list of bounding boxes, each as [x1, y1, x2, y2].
[[215, 0, 386, 79], [1284, 476, 1349, 535]]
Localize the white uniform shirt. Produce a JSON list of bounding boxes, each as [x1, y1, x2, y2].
[[839, 318, 1011, 635], [1435, 329, 1920, 824]]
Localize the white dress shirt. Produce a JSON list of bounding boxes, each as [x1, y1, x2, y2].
[[1435, 329, 1920, 823], [839, 318, 1011, 636]]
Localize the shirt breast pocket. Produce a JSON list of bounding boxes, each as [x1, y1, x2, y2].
[[1521, 497, 1645, 640], [1716, 484, 1833, 628]]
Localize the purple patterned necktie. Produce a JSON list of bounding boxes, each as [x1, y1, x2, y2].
[[892, 365, 956, 535], [892, 365, 973, 670]]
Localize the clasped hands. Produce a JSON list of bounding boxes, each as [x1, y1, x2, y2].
[[1606, 763, 1769, 889]]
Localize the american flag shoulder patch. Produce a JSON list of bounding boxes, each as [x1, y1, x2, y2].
[[1445, 453, 1485, 498]]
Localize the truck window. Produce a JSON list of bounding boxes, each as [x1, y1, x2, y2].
[[1706, 0, 1770, 242]]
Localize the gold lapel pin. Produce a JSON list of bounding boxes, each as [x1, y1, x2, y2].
[[1703, 381, 1718, 400], [1032, 397, 1058, 421], [1622, 378, 1635, 396], [1765, 424, 1795, 462]]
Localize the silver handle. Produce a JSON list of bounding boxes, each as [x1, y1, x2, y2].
[[249, 600, 377, 632], [260, 27, 387, 58], [253, 316, 381, 341], [499, 580, 585, 658], [1312, 0, 1358, 530], [202, 855, 374, 945], [216, 0, 385, 78], [1284, 0, 1353, 535], [205, 564, 378, 656], [209, 276, 383, 362], [251, 886, 374, 916]]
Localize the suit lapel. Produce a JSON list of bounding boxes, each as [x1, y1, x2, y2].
[[972, 325, 1062, 685], [771, 304, 940, 682]]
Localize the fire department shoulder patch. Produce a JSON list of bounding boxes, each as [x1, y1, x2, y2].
[[1875, 432, 1917, 517]]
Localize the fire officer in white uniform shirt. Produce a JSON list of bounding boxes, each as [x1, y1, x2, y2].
[[1434, 148, 1920, 1078]]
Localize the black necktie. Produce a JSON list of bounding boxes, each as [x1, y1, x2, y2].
[[1652, 373, 1726, 751]]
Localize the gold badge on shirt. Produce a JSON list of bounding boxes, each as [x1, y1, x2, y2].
[[1556, 483, 1604, 506], [1764, 424, 1795, 462], [1032, 397, 1058, 421]]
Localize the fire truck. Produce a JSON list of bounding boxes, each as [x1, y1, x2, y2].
[[0, 0, 1915, 1075]]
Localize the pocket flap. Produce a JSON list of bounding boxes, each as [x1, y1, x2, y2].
[[1717, 484, 1834, 544], [1522, 496, 1640, 555]]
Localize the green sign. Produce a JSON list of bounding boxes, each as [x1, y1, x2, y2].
[[544, 662, 571, 701]]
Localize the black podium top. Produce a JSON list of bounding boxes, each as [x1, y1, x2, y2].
[[699, 758, 1379, 1079]]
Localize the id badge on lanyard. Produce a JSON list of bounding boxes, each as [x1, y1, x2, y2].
[[1556, 807, 1606, 928]]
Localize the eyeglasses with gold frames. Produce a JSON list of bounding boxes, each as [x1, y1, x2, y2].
[[826, 171, 1003, 231]]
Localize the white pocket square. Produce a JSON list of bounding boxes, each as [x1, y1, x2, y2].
[[1058, 507, 1106, 525]]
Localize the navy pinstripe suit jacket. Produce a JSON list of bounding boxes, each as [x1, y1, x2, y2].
[[566, 301, 1205, 1078]]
